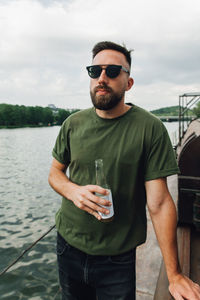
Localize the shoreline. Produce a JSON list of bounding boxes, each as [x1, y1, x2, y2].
[[0, 124, 59, 129]]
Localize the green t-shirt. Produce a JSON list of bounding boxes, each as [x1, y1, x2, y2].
[[52, 104, 179, 255]]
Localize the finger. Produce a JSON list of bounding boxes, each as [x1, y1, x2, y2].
[[74, 195, 110, 216], [193, 284, 200, 299], [194, 282, 200, 290], [87, 184, 109, 196], [171, 292, 184, 300], [84, 189, 111, 206], [87, 208, 102, 221], [188, 281, 200, 299], [83, 198, 110, 215], [85, 185, 112, 206], [169, 286, 184, 300], [91, 193, 111, 206], [77, 202, 102, 220]]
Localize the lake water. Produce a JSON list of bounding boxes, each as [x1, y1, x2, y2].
[[0, 122, 179, 300]]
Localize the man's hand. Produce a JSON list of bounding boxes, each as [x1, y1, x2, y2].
[[70, 184, 111, 220], [169, 273, 200, 300], [48, 159, 111, 220]]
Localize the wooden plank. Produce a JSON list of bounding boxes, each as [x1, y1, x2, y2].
[[154, 226, 191, 300], [177, 226, 190, 277], [190, 228, 200, 284]]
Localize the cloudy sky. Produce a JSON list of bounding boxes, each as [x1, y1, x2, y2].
[[0, 0, 200, 111]]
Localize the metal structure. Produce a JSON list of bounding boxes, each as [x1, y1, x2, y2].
[[179, 93, 200, 143]]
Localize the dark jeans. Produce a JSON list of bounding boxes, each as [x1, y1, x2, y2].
[[56, 232, 136, 300]]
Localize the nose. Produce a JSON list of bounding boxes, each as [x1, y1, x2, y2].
[[98, 69, 109, 85]]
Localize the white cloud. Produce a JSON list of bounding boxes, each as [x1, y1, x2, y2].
[[0, 0, 200, 110]]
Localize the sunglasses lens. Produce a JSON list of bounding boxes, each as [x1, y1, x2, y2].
[[86, 65, 122, 78], [106, 65, 121, 78], [87, 66, 101, 78]]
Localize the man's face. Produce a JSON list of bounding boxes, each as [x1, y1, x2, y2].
[[89, 49, 131, 110]]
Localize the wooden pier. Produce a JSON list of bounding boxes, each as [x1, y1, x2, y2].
[[136, 119, 200, 300]]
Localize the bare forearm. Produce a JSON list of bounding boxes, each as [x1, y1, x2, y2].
[[149, 195, 180, 281], [48, 166, 78, 200]]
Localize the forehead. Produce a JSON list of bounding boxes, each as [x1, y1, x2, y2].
[[92, 49, 128, 67]]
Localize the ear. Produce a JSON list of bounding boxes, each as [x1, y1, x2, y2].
[[126, 77, 134, 91]]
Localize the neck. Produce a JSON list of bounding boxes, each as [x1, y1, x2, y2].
[[95, 101, 131, 119]]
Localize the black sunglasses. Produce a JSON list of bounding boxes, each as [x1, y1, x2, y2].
[[86, 64, 130, 79]]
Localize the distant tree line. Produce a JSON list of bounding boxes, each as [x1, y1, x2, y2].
[[1, 102, 199, 128], [151, 104, 200, 117], [151, 105, 180, 116], [0, 103, 80, 127]]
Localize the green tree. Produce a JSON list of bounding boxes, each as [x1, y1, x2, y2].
[[56, 109, 71, 125], [0, 104, 16, 125], [43, 107, 54, 124], [193, 101, 200, 118], [0, 104, 79, 127]]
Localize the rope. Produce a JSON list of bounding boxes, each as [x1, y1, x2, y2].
[[53, 287, 62, 300], [0, 224, 56, 277]]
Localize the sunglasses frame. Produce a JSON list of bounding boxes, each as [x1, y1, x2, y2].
[[86, 64, 130, 79]]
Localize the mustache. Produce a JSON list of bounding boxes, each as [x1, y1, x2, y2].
[[94, 84, 113, 93]]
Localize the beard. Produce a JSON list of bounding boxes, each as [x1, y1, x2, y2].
[[90, 84, 125, 111]]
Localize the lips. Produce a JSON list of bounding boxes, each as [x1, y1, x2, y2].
[[96, 89, 109, 95], [94, 85, 112, 94]]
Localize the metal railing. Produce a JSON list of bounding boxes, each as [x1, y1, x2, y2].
[[179, 92, 200, 144]]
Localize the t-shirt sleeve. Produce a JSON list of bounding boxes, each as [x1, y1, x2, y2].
[[144, 123, 179, 181], [52, 121, 71, 165]]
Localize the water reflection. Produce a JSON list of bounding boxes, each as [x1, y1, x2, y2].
[[0, 127, 61, 299]]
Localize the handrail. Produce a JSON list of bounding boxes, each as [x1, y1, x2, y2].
[[179, 93, 200, 144]]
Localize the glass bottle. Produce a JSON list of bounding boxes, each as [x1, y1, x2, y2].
[[95, 159, 114, 222]]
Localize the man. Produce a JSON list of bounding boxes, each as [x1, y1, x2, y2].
[[48, 41, 200, 300]]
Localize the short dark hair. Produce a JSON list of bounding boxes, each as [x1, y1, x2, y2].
[[92, 41, 133, 67]]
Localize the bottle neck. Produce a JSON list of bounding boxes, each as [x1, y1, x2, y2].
[[95, 159, 108, 188]]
